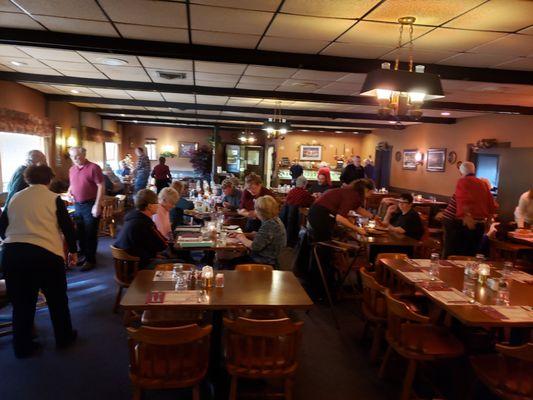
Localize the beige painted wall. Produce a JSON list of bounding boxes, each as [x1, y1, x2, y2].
[[360, 114, 533, 196], [0, 81, 46, 117]]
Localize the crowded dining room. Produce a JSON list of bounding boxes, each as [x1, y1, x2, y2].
[[0, 0, 532, 399]]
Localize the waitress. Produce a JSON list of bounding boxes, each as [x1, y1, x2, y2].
[[308, 178, 374, 241]]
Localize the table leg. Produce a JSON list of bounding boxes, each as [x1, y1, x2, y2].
[[208, 310, 230, 400]]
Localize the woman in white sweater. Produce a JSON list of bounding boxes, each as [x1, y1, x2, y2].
[[0, 165, 78, 358]]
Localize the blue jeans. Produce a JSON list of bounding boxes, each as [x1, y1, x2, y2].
[[74, 201, 100, 263], [134, 171, 150, 193]]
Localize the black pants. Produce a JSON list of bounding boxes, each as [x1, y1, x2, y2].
[[2, 243, 74, 353], [445, 219, 485, 257], [74, 200, 100, 263], [155, 179, 170, 194]]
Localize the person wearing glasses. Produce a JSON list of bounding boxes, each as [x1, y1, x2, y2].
[[379, 193, 424, 240]]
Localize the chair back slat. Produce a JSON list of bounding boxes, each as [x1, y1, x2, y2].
[[375, 253, 407, 288], [111, 245, 140, 286], [493, 343, 533, 397], [360, 267, 387, 319]]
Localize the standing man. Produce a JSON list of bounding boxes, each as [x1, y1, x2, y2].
[[364, 158, 375, 181], [133, 147, 151, 193], [452, 161, 497, 256], [68, 147, 105, 271], [289, 159, 303, 186], [5, 150, 47, 208], [340, 155, 365, 185], [151, 156, 172, 193]]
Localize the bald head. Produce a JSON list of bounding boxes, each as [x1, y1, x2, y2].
[[27, 150, 47, 166], [460, 161, 475, 176]]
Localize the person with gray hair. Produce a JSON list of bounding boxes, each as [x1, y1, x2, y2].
[[221, 178, 242, 210], [450, 160, 497, 256], [285, 175, 314, 207], [5, 149, 47, 207]]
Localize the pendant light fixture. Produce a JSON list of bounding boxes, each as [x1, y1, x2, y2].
[[262, 101, 291, 139], [239, 127, 256, 144], [360, 16, 444, 120]]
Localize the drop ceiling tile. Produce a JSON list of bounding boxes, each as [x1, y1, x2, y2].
[[444, 1, 533, 31], [267, 14, 354, 41], [116, 24, 189, 42], [291, 69, 348, 81], [366, 0, 485, 26], [412, 28, 506, 52], [439, 52, 518, 68], [15, 0, 107, 19], [18, 47, 86, 62], [139, 57, 193, 70], [95, 66, 151, 82], [0, 63, 13, 71], [281, 0, 380, 18], [191, 30, 260, 48], [314, 82, 361, 95], [338, 21, 431, 46], [33, 16, 119, 37], [518, 26, 533, 35], [0, 12, 45, 29], [21, 82, 63, 94], [258, 36, 329, 54], [161, 93, 196, 103], [0, 55, 47, 68], [99, 0, 187, 28], [494, 57, 533, 71], [195, 72, 240, 84], [0, 44, 31, 58], [196, 110, 221, 115], [41, 60, 97, 72], [227, 97, 263, 106], [190, 4, 272, 35], [195, 61, 247, 75], [0, 1, 20, 12], [196, 95, 229, 105], [126, 91, 165, 101], [62, 70, 109, 79], [469, 34, 533, 57], [236, 82, 279, 91], [196, 80, 236, 88], [244, 65, 297, 78], [191, 0, 281, 11], [321, 42, 393, 58], [13, 67, 62, 75], [90, 88, 132, 99], [51, 85, 99, 96], [78, 51, 141, 66], [277, 79, 328, 92], [382, 48, 456, 64], [146, 68, 194, 84], [239, 75, 286, 86], [336, 73, 367, 83]]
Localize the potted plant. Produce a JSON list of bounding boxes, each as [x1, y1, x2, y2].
[[189, 145, 213, 180]]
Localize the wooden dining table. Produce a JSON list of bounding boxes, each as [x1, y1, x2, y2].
[[380, 258, 533, 328], [350, 230, 420, 262]]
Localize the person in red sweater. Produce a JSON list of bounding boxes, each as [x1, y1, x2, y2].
[[151, 157, 171, 193], [286, 176, 315, 208], [238, 173, 274, 232]]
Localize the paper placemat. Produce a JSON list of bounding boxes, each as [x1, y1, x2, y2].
[[430, 290, 473, 304], [400, 271, 434, 282], [508, 271, 533, 284], [479, 306, 533, 322], [146, 290, 205, 304], [153, 271, 175, 282], [409, 259, 431, 268]]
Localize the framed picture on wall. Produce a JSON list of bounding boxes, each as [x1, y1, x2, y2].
[[402, 149, 418, 170], [299, 145, 322, 161], [178, 141, 198, 158], [426, 148, 447, 172]]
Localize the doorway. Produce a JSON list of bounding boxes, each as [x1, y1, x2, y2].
[[243, 146, 263, 177], [374, 147, 392, 188], [265, 145, 275, 187], [475, 153, 500, 191]]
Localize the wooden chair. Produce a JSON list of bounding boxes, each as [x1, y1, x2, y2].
[[374, 253, 408, 290], [0, 279, 13, 337], [235, 264, 273, 272], [99, 196, 117, 237], [359, 267, 387, 363], [223, 317, 303, 400], [127, 324, 212, 400], [110, 245, 140, 314], [470, 342, 533, 400], [379, 291, 464, 400], [447, 255, 477, 261]]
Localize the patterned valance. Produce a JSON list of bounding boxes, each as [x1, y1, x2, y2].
[[81, 126, 120, 143], [0, 108, 53, 136]]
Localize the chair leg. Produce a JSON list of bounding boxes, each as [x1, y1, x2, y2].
[[401, 359, 417, 400], [369, 324, 383, 364], [379, 345, 393, 379], [192, 384, 200, 400], [113, 286, 123, 313], [229, 376, 238, 400], [313, 245, 339, 329], [284, 377, 294, 400]]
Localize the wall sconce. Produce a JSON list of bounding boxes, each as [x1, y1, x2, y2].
[[414, 151, 424, 165], [66, 128, 78, 147]]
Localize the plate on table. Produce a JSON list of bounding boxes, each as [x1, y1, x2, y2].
[[366, 228, 387, 236], [225, 225, 240, 230]]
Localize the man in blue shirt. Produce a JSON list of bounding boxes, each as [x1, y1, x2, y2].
[[221, 179, 242, 210]]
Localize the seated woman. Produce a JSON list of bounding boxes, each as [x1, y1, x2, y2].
[[113, 189, 169, 269], [308, 173, 331, 196], [152, 187, 180, 240], [169, 181, 194, 229], [103, 165, 124, 195], [286, 176, 314, 207], [230, 195, 286, 268], [238, 173, 274, 232], [221, 178, 242, 210], [379, 193, 424, 240]]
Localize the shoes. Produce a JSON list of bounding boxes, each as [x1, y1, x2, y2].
[[56, 330, 78, 349], [76, 255, 87, 266], [14, 341, 42, 359], [80, 261, 95, 272]]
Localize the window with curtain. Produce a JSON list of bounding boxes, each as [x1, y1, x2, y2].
[[82, 140, 105, 168], [145, 138, 157, 161], [0, 131, 45, 192], [105, 142, 119, 171]]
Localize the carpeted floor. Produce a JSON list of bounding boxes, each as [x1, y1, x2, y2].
[[0, 238, 495, 400]]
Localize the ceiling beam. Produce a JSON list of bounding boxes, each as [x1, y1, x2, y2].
[[5, 71, 531, 115], [48, 94, 455, 124], [96, 111, 384, 130], [0, 27, 530, 85]]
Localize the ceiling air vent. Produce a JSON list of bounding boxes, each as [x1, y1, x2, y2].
[[157, 71, 187, 80]]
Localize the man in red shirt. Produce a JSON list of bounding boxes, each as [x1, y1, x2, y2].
[[238, 173, 274, 232], [286, 176, 314, 208], [151, 156, 172, 193], [451, 161, 497, 256], [68, 147, 105, 271]]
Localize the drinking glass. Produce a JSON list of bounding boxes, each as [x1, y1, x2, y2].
[[429, 252, 440, 280], [175, 271, 188, 290]]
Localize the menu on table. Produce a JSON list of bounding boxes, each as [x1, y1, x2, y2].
[[400, 271, 436, 282], [508, 270, 533, 284], [479, 306, 533, 322], [419, 284, 473, 304], [146, 290, 206, 304], [153, 271, 174, 281]]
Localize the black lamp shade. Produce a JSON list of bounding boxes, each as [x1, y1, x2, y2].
[[360, 68, 444, 100]]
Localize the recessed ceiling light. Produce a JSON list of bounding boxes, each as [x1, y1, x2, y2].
[[441, 112, 451, 116], [291, 81, 319, 89], [70, 89, 80, 94], [388, 121, 396, 124], [120, 114, 126, 117], [335, 130, 342, 133], [98, 57, 129, 66], [133, 120, 138, 123], [10, 60, 27, 66]]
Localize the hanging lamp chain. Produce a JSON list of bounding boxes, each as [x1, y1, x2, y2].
[[394, 23, 404, 70], [408, 23, 414, 72]]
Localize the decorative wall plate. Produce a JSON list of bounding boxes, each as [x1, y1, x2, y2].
[[395, 151, 402, 161], [448, 151, 457, 164], [456, 160, 462, 170]]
